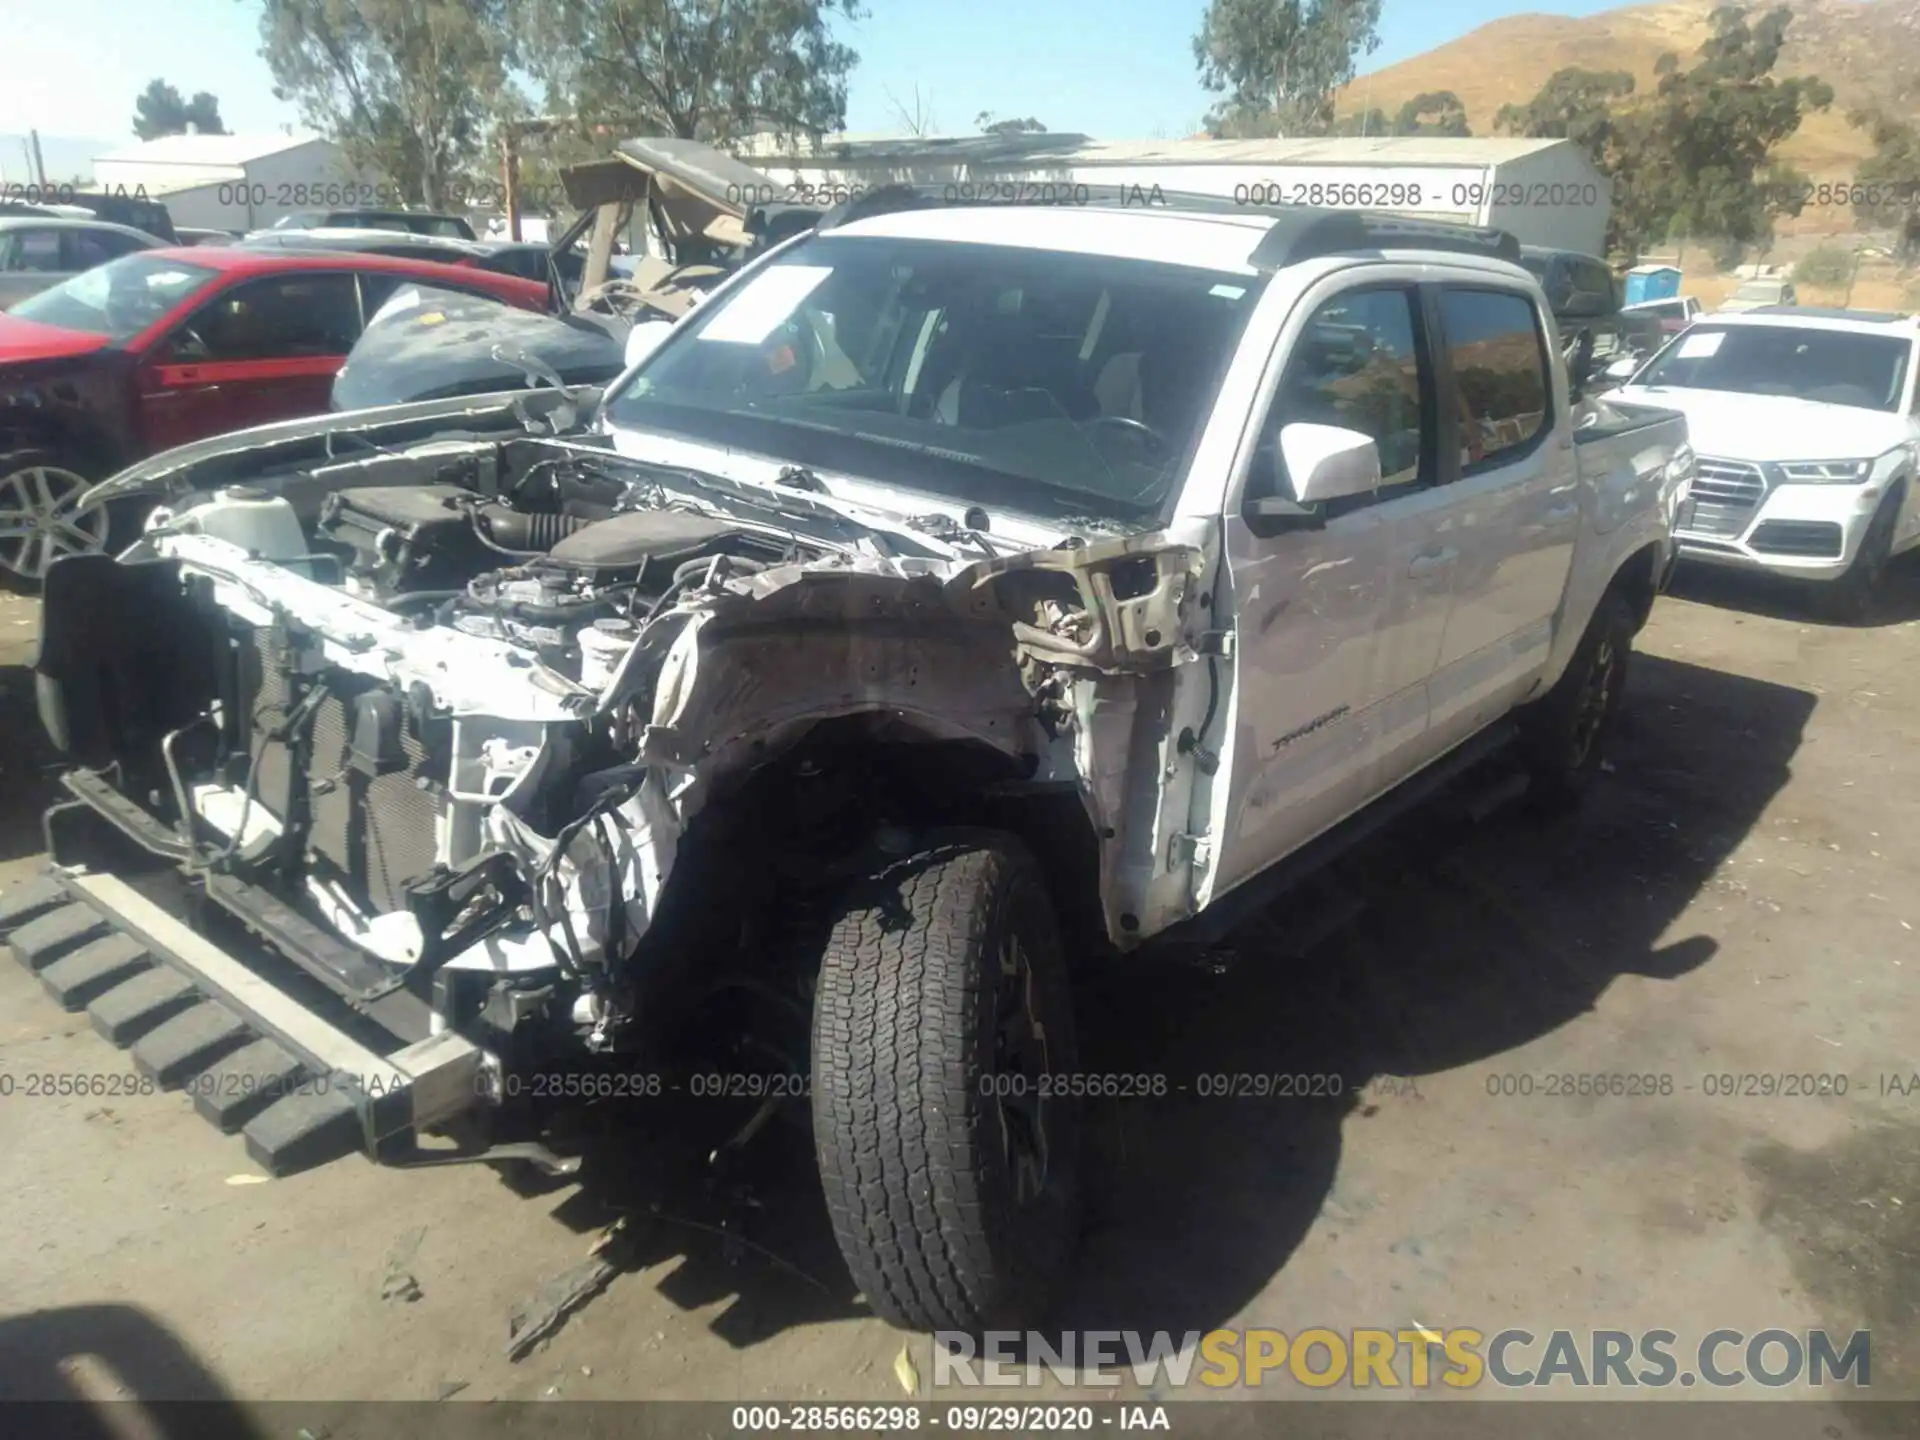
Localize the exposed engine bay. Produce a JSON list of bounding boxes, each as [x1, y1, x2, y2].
[[34, 431, 1206, 1084]]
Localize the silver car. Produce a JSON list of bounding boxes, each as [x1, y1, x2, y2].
[[1719, 278, 1799, 313], [0, 217, 165, 308]]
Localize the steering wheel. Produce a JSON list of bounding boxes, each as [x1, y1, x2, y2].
[[1084, 413, 1171, 455], [167, 326, 213, 362], [107, 292, 169, 339]]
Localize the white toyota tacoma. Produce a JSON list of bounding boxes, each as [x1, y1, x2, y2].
[[6, 195, 1690, 1332], [1613, 306, 1920, 619]]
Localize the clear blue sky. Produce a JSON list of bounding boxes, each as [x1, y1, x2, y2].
[[1, 0, 1628, 164]]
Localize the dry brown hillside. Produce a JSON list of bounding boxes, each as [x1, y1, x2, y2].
[[1336, 0, 1920, 177]]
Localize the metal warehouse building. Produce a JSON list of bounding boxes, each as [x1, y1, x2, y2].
[[90, 133, 370, 233], [738, 133, 1611, 255]]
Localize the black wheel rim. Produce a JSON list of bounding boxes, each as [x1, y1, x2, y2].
[[990, 928, 1052, 1208], [1569, 636, 1617, 769]]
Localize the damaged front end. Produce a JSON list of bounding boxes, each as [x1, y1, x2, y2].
[[21, 430, 1219, 1173]]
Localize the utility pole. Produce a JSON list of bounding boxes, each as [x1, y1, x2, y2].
[[28, 130, 48, 188]]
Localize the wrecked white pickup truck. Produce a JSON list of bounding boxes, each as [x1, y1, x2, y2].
[[5, 196, 1691, 1333]]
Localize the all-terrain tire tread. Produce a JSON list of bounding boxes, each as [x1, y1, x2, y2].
[[812, 831, 1070, 1332]]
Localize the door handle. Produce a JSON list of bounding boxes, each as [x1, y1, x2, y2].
[[1407, 547, 1458, 578]]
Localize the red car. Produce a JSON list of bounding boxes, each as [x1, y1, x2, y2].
[[0, 247, 551, 586]]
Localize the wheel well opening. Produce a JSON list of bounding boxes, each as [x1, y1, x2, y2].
[[1611, 543, 1661, 634], [620, 712, 1107, 1032]]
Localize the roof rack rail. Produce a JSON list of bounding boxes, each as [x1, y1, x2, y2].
[[810, 186, 1524, 270], [1246, 210, 1520, 270]]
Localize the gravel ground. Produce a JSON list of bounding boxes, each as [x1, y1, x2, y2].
[[2, 561, 1919, 1424]]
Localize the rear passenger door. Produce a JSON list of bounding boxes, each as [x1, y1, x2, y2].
[[1424, 284, 1578, 749], [0, 226, 68, 306], [63, 227, 150, 273]]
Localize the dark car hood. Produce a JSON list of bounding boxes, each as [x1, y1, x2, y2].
[[0, 314, 117, 364], [331, 293, 626, 410]]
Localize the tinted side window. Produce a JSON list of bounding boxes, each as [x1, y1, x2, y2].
[[176, 274, 363, 362], [64, 229, 144, 269], [358, 274, 494, 321], [1573, 259, 1616, 309], [380, 243, 466, 262], [477, 249, 546, 284], [2, 228, 65, 272], [1262, 287, 1428, 496], [1438, 288, 1551, 472]]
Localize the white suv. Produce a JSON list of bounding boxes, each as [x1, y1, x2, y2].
[[1613, 307, 1920, 617]]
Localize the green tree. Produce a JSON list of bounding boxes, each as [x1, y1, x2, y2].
[[1327, 106, 1390, 137], [257, 0, 511, 209], [1850, 107, 1920, 260], [132, 79, 227, 139], [1493, 67, 1635, 172], [508, 0, 865, 143], [1794, 244, 1854, 287], [1394, 90, 1469, 136], [1193, 0, 1383, 137], [1621, 6, 1832, 260], [1495, 7, 1830, 261], [1330, 91, 1469, 138], [976, 112, 1046, 136]]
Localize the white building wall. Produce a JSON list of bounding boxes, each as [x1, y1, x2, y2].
[[145, 180, 243, 231], [93, 139, 375, 233], [1479, 145, 1610, 255]]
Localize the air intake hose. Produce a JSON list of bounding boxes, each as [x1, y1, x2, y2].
[[476, 505, 594, 552]]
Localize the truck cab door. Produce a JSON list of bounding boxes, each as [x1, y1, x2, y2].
[[1197, 278, 1451, 908], [1423, 285, 1579, 749], [137, 272, 363, 454]]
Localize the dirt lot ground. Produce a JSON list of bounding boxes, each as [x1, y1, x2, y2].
[[3, 559, 1920, 1424]]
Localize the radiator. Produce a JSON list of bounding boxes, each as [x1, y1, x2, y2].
[[241, 628, 445, 915]]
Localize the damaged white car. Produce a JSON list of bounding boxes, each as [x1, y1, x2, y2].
[[6, 196, 1691, 1332]]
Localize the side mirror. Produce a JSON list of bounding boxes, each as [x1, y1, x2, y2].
[[624, 319, 674, 370], [1244, 422, 1383, 530], [1280, 422, 1383, 503]]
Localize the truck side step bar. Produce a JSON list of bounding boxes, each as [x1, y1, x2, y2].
[[1, 870, 488, 1176], [1176, 720, 1520, 948]]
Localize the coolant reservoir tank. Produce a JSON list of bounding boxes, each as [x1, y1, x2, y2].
[[178, 486, 307, 562], [578, 618, 637, 690]]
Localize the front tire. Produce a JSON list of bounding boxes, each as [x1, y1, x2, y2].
[[812, 831, 1082, 1332], [0, 448, 109, 592], [1814, 496, 1898, 625], [1519, 593, 1635, 813]]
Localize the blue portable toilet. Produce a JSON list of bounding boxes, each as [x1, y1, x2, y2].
[[1625, 264, 1682, 304]]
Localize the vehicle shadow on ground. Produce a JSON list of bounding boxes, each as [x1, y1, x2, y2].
[[1056, 650, 1811, 1335], [1666, 551, 1920, 628], [0, 1303, 265, 1437], [0, 646, 1816, 1352], [519, 651, 1813, 1347]]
